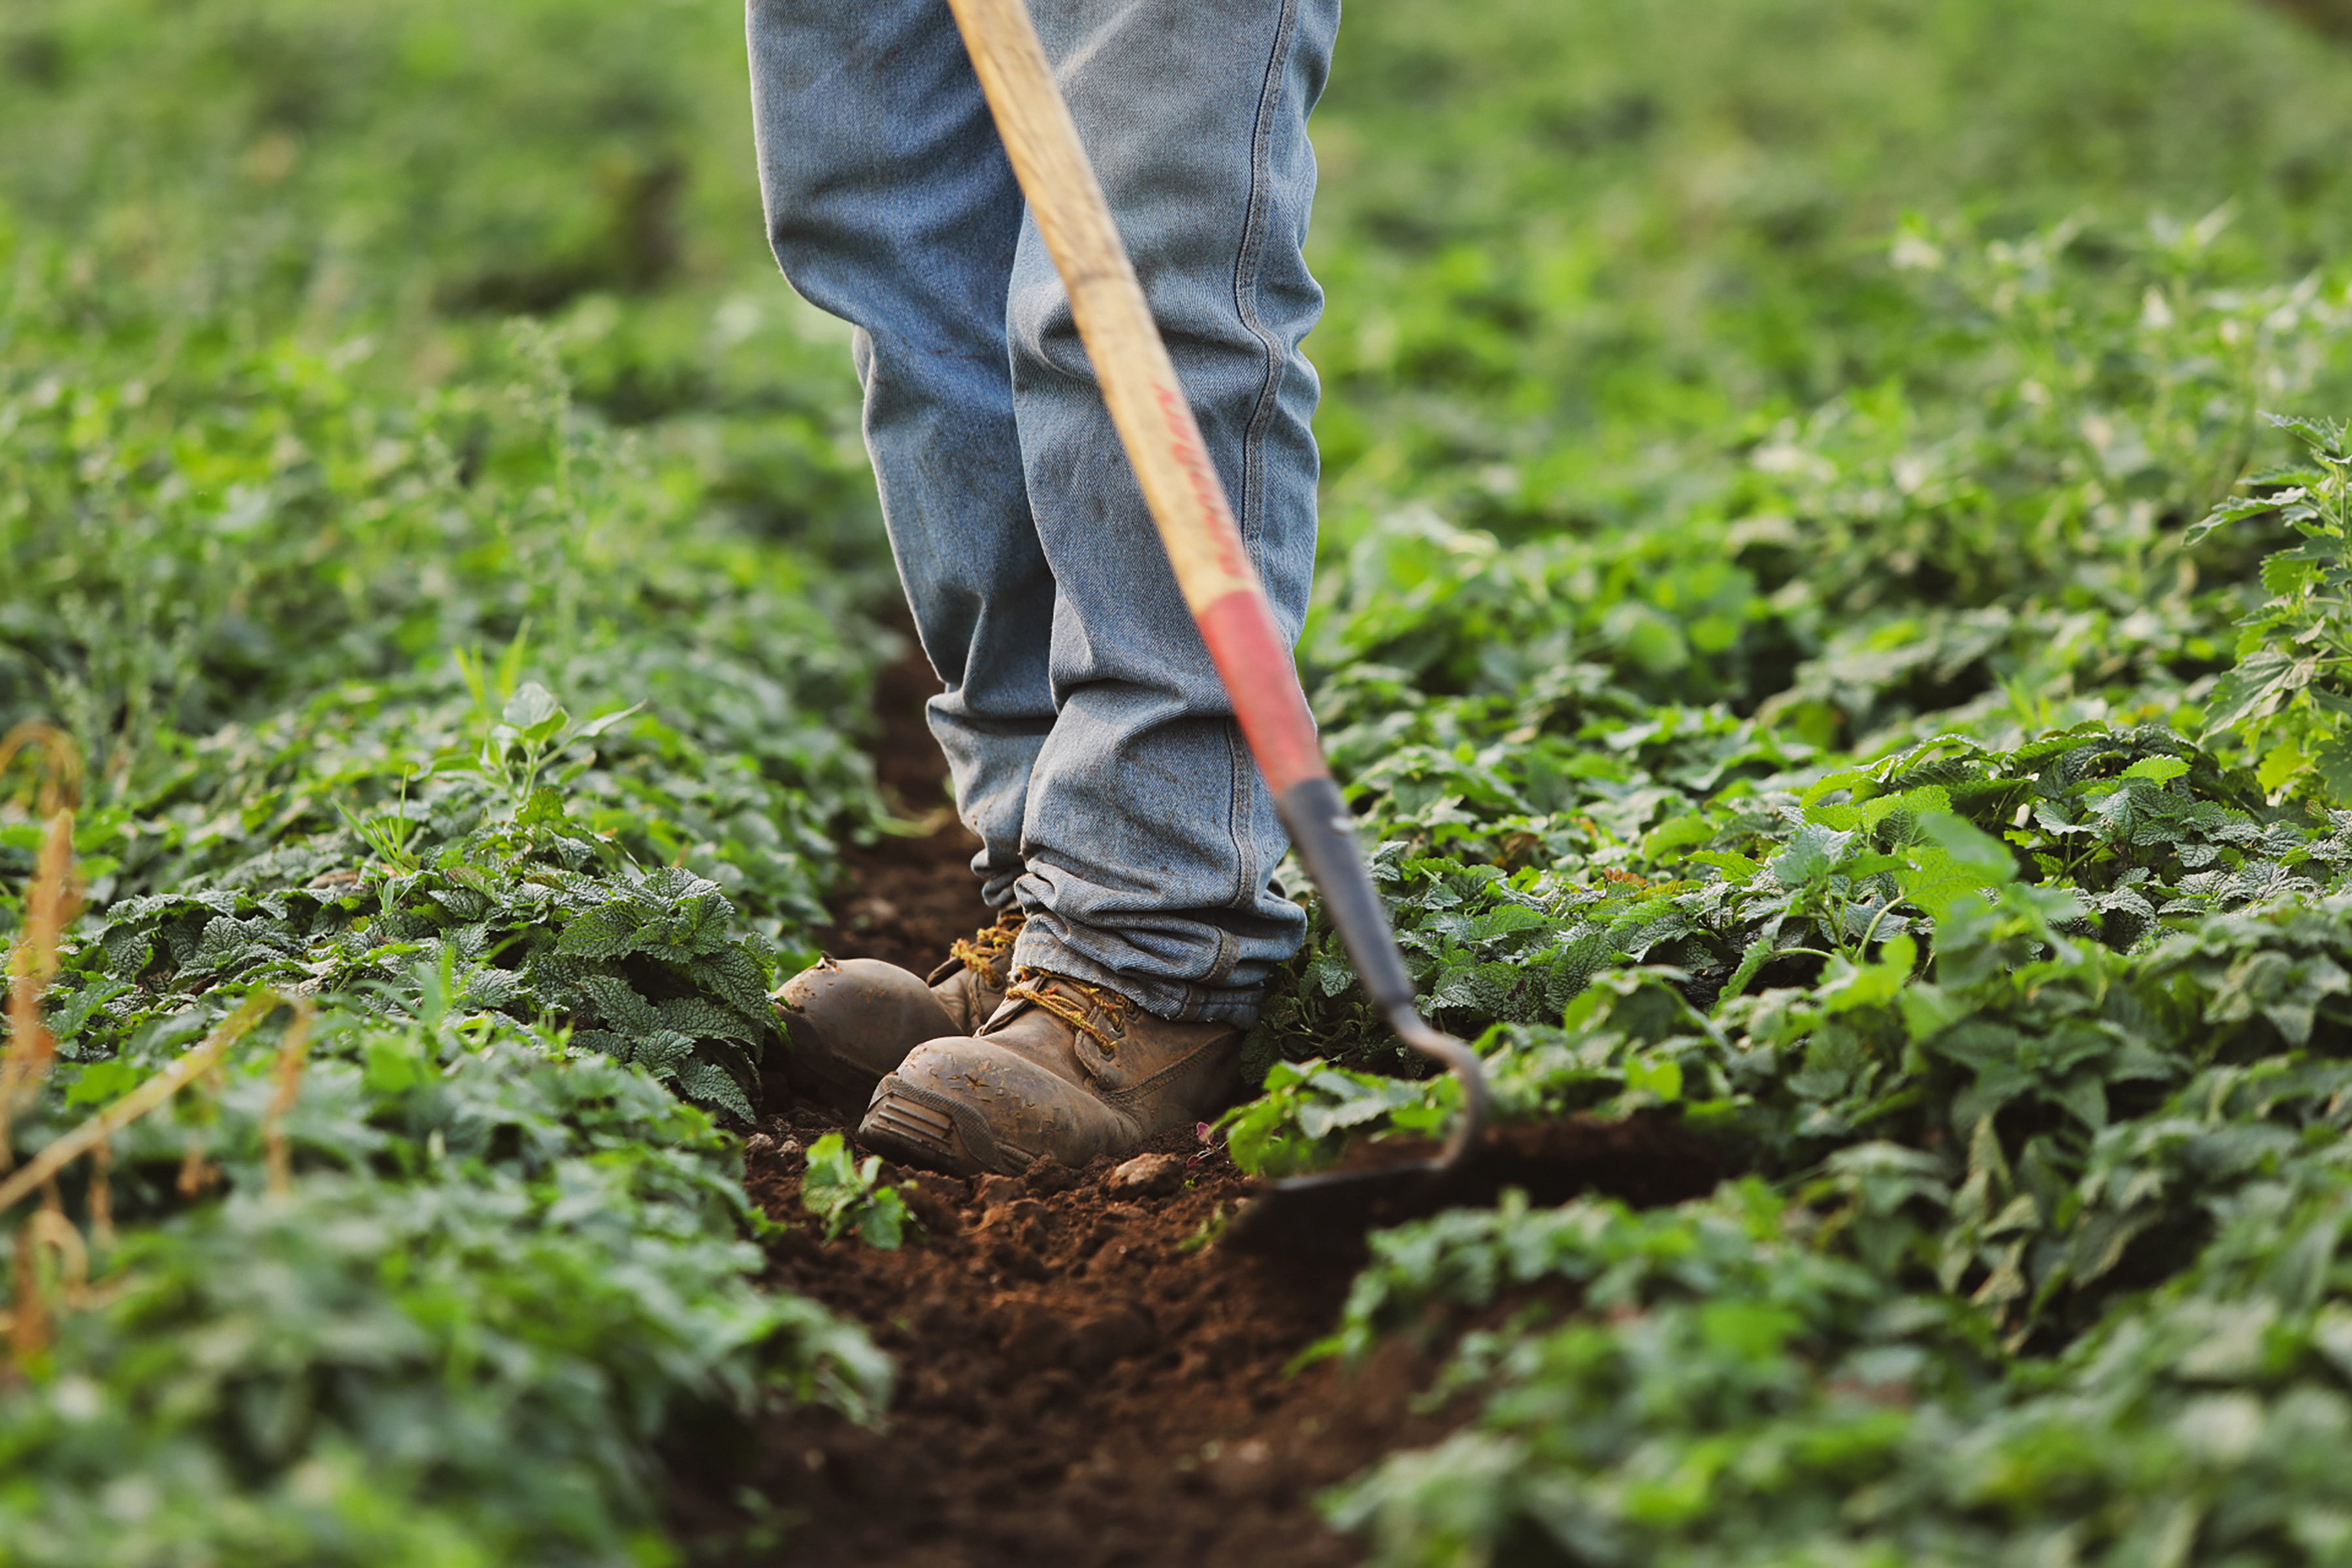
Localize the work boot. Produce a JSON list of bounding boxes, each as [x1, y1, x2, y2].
[[858, 969, 1241, 1177], [770, 912, 1026, 1112]]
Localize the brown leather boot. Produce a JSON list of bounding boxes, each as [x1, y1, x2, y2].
[[771, 912, 1027, 1112], [858, 970, 1241, 1177]]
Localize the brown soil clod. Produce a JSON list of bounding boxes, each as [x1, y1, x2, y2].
[[1103, 1151, 1188, 1200]]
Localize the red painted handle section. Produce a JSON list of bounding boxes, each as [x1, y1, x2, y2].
[[1193, 588, 1328, 797]]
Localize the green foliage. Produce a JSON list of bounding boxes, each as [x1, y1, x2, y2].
[[1312, 0, 2352, 536], [0, 1, 900, 1559], [799, 1132, 910, 1249], [2195, 414, 2352, 800], [14, 0, 2352, 1560], [1329, 1171, 2352, 1567], [1246, 719, 2339, 1086], [1238, 4, 2352, 1560], [64, 705, 787, 1121], [1218, 1057, 1459, 1178], [0, 1005, 891, 1565]]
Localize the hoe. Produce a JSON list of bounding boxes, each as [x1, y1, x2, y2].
[[945, 0, 1498, 1252]]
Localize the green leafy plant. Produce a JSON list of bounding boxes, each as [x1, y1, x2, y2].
[[334, 770, 426, 875], [2195, 414, 2352, 798], [468, 681, 644, 814], [799, 1132, 910, 1248], [0, 6, 898, 1548], [1218, 1056, 1460, 1177]]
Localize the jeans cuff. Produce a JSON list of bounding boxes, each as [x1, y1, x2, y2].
[[1009, 926, 1264, 1028], [979, 864, 1025, 911]]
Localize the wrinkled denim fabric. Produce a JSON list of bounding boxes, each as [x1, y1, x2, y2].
[[747, 0, 1335, 1024]]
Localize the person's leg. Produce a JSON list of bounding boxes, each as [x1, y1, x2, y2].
[[1007, 0, 1341, 1026], [853, 0, 1340, 1176], [745, 0, 1050, 907]]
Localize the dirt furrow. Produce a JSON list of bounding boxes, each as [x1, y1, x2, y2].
[[674, 648, 1718, 1565]]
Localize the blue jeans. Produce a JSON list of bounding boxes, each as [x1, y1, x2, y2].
[[747, 0, 1335, 1024]]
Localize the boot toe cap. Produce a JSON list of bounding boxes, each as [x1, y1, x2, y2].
[[774, 958, 957, 1111], [861, 1038, 1132, 1177]]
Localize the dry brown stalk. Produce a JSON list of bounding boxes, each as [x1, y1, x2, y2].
[[0, 722, 86, 1174], [5, 1209, 86, 1369], [0, 722, 82, 820], [1, 810, 81, 1162], [0, 990, 294, 1217], [8, 1221, 45, 1366], [264, 1001, 318, 1196], [175, 1135, 218, 1199], [87, 1137, 114, 1250]]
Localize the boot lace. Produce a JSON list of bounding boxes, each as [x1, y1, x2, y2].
[[1004, 967, 1132, 1053], [947, 909, 1024, 974], [930, 909, 1024, 987]]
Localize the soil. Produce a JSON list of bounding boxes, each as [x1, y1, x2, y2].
[[675, 648, 1737, 1567]]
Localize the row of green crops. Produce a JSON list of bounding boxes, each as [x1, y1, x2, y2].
[[0, 282, 896, 1564], [13, 0, 2352, 1561], [1230, 3, 2352, 1560], [0, 0, 906, 1559], [1266, 380, 2352, 1556]]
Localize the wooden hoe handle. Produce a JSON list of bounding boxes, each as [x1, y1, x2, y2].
[[942, 0, 1324, 794], [945, 0, 1492, 1158]]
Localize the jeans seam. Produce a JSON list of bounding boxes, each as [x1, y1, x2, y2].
[[1233, 0, 1303, 551], [1218, 719, 1250, 981], [1223, 0, 1303, 930]]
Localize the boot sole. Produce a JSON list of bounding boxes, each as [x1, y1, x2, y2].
[[859, 1074, 1034, 1179]]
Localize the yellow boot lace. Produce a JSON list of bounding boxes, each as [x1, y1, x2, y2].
[[930, 909, 1025, 988], [945, 909, 1024, 975], [1002, 967, 1134, 1054]]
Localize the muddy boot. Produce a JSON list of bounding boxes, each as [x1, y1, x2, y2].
[[858, 970, 1241, 1177], [771, 913, 1026, 1113], [925, 909, 1024, 1033], [772, 956, 958, 1114]]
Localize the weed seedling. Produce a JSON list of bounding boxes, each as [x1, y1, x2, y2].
[[800, 1133, 911, 1249]]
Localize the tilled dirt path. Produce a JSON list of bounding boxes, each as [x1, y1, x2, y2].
[[676, 649, 1726, 1565], [723, 1120, 1452, 1567]]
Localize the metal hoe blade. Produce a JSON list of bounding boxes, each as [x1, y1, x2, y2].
[[1219, 778, 1495, 1258]]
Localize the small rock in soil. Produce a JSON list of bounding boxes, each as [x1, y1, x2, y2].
[[1104, 1151, 1186, 1199], [1207, 1437, 1284, 1503]]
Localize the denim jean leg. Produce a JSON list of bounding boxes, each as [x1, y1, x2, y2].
[[1005, 0, 1339, 1024], [745, 0, 1053, 907]]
